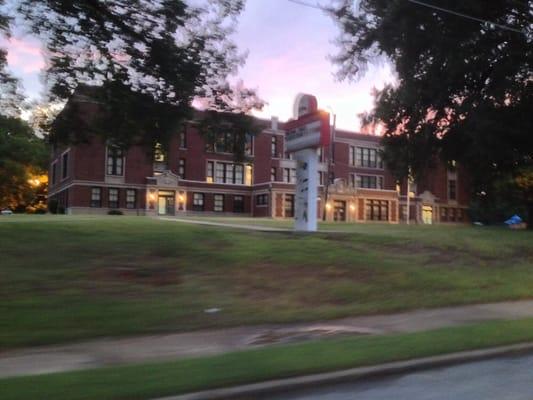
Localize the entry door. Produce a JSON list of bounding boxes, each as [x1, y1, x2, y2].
[[165, 196, 175, 215], [334, 201, 346, 222], [158, 197, 167, 215], [158, 195, 175, 215], [422, 205, 433, 224]]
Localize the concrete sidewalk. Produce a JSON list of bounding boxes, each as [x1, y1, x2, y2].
[[1, 300, 533, 378], [157, 217, 291, 232]]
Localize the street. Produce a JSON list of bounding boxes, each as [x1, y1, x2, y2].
[[270, 353, 533, 400]]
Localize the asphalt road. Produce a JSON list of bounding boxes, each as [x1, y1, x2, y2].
[[270, 353, 533, 400]]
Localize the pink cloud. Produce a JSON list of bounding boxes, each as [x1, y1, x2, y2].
[[1, 37, 45, 73]]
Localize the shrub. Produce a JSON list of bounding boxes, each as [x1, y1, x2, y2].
[[48, 199, 59, 214], [108, 209, 124, 215]]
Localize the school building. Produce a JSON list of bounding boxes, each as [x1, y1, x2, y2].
[[48, 92, 470, 224]]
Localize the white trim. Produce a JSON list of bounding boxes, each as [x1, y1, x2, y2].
[[48, 180, 147, 197]]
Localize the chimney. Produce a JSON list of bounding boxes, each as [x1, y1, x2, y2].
[[271, 116, 279, 131]]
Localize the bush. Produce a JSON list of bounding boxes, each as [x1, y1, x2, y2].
[[108, 209, 124, 215], [48, 199, 59, 214], [57, 205, 65, 214]]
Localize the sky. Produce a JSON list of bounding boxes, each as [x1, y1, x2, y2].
[[0, 0, 395, 131]]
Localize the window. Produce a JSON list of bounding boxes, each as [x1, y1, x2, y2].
[[193, 193, 204, 211], [318, 171, 324, 185], [154, 143, 166, 162], [216, 162, 225, 183], [365, 199, 389, 221], [354, 175, 384, 189], [234, 164, 244, 184], [352, 146, 383, 168], [214, 132, 234, 153], [245, 133, 253, 156], [225, 163, 234, 184], [126, 189, 136, 209], [61, 152, 69, 179], [107, 146, 124, 176], [214, 194, 224, 212], [233, 195, 244, 213], [90, 187, 101, 208], [283, 168, 296, 183], [179, 129, 187, 148], [449, 207, 456, 221], [448, 179, 457, 200], [212, 162, 247, 184], [441, 207, 448, 222], [207, 161, 214, 183], [284, 194, 294, 217], [271, 136, 277, 157], [178, 158, 186, 179], [51, 162, 57, 185], [271, 167, 277, 181], [317, 147, 324, 163], [256, 194, 268, 206], [108, 188, 119, 208]]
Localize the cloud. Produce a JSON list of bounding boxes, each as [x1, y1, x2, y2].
[[1, 37, 45, 73]]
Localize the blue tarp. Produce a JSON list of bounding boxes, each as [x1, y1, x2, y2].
[[504, 215, 523, 225]]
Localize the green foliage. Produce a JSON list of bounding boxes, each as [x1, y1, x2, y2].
[[199, 110, 263, 162], [331, 0, 533, 222], [107, 209, 123, 215], [50, 82, 192, 153], [1, 1, 262, 147], [0, 115, 48, 209]]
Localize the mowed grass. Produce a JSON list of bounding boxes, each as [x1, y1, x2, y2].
[[2, 318, 533, 400], [0, 215, 532, 349]]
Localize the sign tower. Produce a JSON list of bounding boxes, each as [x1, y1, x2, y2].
[[285, 94, 330, 231]]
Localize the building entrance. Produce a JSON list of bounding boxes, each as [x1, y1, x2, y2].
[[422, 205, 433, 224], [158, 191, 175, 215], [333, 200, 346, 222]]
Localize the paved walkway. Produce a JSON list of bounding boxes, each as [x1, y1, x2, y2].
[[1, 300, 533, 378], [157, 217, 291, 232]]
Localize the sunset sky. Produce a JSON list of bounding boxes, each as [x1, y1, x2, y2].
[[1, 0, 395, 131]]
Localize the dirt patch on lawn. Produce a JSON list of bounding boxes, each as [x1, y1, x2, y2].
[[230, 263, 377, 303], [90, 255, 182, 287]]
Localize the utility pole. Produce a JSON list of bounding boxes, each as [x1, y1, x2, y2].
[[322, 110, 336, 221]]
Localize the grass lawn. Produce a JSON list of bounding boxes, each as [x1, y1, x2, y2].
[[0, 215, 532, 349], [2, 318, 533, 400]]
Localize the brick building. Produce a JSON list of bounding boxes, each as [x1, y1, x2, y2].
[[48, 95, 470, 224]]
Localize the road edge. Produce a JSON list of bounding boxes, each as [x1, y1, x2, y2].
[[156, 342, 533, 400]]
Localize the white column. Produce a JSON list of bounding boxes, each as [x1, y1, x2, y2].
[[294, 148, 318, 231]]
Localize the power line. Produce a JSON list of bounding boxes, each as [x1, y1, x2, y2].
[[287, 0, 530, 36], [287, 0, 327, 11], [406, 0, 528, 35]]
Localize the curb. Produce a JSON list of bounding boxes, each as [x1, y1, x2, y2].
[[155, 342, 533, 400]]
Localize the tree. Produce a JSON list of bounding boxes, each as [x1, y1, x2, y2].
[[0, 115, 48, 210], [330, 0, 533, 226], [0, 0, 24, 116], [0, 1, 261, 146], [197, 80, 265, 161]]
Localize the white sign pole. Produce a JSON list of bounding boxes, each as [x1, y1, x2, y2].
[[294, 148, 318, 232]]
